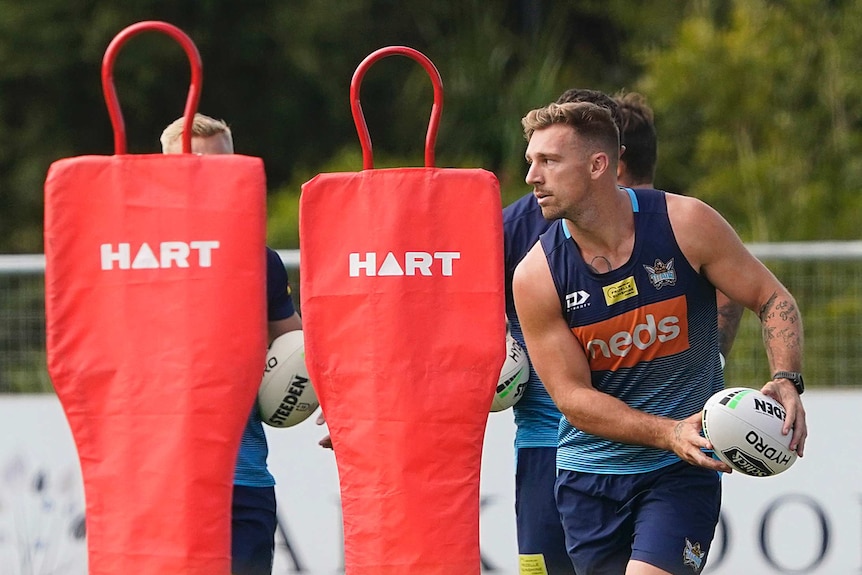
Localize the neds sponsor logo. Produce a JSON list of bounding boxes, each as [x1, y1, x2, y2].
[[573, 296, 690, 371]]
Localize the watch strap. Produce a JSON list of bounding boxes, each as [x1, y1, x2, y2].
[[772, 371, 804, 395]]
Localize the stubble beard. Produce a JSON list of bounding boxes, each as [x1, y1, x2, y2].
[[535, 188, 565, 221], [539, 204, 563, 221]]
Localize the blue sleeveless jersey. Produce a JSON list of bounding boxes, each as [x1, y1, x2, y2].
[[540, 188, 723, 474], [503, 192, 560, 448], [234, 247, 297, 487]]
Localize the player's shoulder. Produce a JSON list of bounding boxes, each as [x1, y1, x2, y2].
[[664, 191, 723, 225], [515, 238, 550, 275], [266, 246, 286, 267], [512, 240, 559, 315], [626, 186, 669, 211], [665, 192, 738, 264], [265, 247, 289, 285], [536, 218, 568, 253], [663, 189, 710, 209]]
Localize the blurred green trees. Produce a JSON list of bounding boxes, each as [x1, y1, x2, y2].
[[0, 0, 859, 252], [639, 0, 862, 241]]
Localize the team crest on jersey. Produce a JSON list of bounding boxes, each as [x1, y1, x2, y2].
[[644, 258, 676, 289], [682, 538, 705, 571]]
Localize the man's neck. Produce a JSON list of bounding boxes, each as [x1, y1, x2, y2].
[[563, 186, 636, 272]]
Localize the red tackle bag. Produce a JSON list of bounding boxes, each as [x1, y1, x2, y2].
[[299, 47, 506, 575], [43, 22, 267, 575]]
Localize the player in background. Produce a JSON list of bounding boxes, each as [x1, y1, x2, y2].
[[162, 114, 302, 575], [613, 90, 657, 190], [513, 100, 807, 574], [613, 90, 743, 362]]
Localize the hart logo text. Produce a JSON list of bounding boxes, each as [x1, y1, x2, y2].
[[349, 251, 461, 277], [100, 241, 220, 270]]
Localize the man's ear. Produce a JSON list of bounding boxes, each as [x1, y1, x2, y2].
[[590, 152, 610, 180]]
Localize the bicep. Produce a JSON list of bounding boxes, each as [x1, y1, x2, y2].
[[512, 245, 559, 337], [513, 248, 592, 399], [670, 195, 785, 315]]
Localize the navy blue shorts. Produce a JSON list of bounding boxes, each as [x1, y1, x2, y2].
[[555, 461, 721, 575], [232, 485, 277, 575], [515, 447, 576, 575]]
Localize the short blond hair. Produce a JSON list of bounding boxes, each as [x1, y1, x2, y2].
[[160, 113, 233, 153], [522, 101, 620, 163]]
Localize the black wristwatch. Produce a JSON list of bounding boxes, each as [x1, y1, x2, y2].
[[772, 371, 804, 395]]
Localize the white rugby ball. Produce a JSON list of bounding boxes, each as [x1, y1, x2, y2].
[[702, 387, 797, 477], [258, 330, 318, 428], [491, 332, 529, 412]]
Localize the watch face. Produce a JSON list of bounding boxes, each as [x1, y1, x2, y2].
[[774, 372, 804, 393], [790, 376, 803, 392]]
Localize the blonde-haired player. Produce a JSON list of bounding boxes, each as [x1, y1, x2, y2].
[[162, 113, 302, 575]]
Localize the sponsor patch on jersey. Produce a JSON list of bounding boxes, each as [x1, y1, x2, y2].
[[566, 290, 590, 310], [644, 258, 677, 289], [573, 295, 690, 371], [602, 276, 638, 306]]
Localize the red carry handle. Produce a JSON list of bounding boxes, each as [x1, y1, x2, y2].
[[101, 21, 203, 155], [350, 46, 444, 170]]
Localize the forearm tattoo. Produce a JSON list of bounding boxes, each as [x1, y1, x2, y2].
[[717, 300, 743, 357], [759, 291, 801, 352]]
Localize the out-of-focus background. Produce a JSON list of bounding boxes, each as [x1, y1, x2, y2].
[[2, 1, 861, 256], [1, 1, 860, 573], [3, 0, 861, 393]]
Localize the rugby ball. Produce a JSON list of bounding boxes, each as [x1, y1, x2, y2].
[[491, 332, 530, 412], [258, 330, 318, 428], [702, 387, 797, 477]]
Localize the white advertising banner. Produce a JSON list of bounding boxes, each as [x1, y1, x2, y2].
[[0, 391, 856, 574]]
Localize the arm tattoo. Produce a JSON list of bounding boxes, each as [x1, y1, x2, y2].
[[759, 291, 801, 351], [674, 421, 685, 442], [717, 300, 743, 357], [758, 292, 779, 322], [776, 299, 798, 323]]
